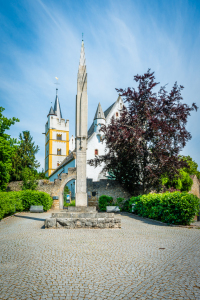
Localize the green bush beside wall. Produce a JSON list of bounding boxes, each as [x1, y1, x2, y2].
[[98, 195, 113, 211], [0, 190, 53, 220], [129, 192, 199, 225]]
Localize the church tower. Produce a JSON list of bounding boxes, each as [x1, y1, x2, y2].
[[75, 39, 88, 206], [45, 89, 69, 177]]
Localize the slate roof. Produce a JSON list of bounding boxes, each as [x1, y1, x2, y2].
[[87, 101, 116, 139], [104, 102, 115, 118], [48, 106, 55, 115], [94, 103, 105, 120]]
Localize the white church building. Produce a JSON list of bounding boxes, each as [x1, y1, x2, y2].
[[47, 40, 124, 196]]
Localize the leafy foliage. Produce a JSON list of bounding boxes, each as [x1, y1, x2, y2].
[[11, 131, 40, 181], [181, 155, 200, 179], [21, 167, 38, 190], [0, 191, 24, 220], [0, 191, 53, 220], [98, 195, 113, 211], [88, 70, 198, 193], [129, 192, 199, 225], [0, 107, 19, 191], [64, 200, 75, 207], [114, 197, 124, 209], [161, 169, 193, 192]]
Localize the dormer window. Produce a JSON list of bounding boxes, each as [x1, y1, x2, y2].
[[57, 134, 62, 140], [95, 149, 98, 156], [57, 149, 61, 155]]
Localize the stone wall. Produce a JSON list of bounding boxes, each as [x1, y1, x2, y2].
[[87, 179, 132, 207], [189, 175, 200, 198], [7, 179, 61, 196], [7, 173, 200, 213]]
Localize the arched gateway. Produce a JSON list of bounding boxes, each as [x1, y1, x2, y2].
[[57, 168, 76, 209]]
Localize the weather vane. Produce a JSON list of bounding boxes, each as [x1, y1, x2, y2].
[[82, 33, 84, 40], [54, 77, 60, 85]]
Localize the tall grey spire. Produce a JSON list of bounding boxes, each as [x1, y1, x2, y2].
[[79, 40, 86, 67], [54, 88, 62, 120], [94, 103, 105, 120], [75, 39, 88, 206]]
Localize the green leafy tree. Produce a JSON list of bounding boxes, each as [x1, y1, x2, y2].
[[11, 131, 40, 181], [162, 169, 193, 192], [22, 167, 38, 190], [161, 155, 200, 192], [0, 107, 19, 190], [181, 155, 200, 179]]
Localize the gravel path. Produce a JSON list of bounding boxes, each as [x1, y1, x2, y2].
[[0, 212, 200, 299]]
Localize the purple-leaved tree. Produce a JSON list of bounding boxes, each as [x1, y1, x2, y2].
[[88, 70, 198, 193]]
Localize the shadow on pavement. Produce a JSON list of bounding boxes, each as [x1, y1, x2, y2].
[[14, 215, 46, 221], [118, 212, 168, 227]]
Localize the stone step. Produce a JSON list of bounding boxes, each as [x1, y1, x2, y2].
[[67, 206, 96, 212], [51, 212, 114, 219]]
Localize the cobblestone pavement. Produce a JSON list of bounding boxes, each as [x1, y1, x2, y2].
[[0, 212, 200, 300]]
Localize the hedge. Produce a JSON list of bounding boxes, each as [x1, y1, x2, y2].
[[98, 195, 113, 211], [128, 192, 200, 225], [0, 190, 53, 220]]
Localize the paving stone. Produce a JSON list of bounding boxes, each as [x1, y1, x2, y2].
[[0, 212, 200, 299]]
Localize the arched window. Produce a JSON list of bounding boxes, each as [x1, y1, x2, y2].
[[116, 112, 119, 117], [57, 134, 62, 140], [57, 149, 61, 155], [95, 149, 98, 156]]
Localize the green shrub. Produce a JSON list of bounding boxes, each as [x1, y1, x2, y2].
[[129, 192, 200, 225], [18, 190, 53, 211], [98, 195, 113, 211], [0, 192, 24, 220], [121, 198, 131, 212], [0, 190, 53, 220], [115, 197, 124, 209], [64, 200, 75, 207]]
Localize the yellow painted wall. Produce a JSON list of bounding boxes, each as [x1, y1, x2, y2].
[[45, 128, 69, 176]]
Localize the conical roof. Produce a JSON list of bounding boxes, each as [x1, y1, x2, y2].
[[94, 103, 105, 120], [53, 89, 62, 120], [49, 106, 55, 115]]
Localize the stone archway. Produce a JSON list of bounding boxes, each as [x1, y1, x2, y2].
[[58, 168, 77, 209]]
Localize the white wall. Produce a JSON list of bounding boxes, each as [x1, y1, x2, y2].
[[69, 135, 75, 152], [52, 141, 66, 155], [52, 131, 67, 141], [87, 134, 106, 181], [52, 155, 66, 170]]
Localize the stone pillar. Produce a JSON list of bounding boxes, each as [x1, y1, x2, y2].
[[75, 40, 88, 206]]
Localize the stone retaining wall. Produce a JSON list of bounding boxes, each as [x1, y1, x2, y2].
[[87, 179, 132, 207]]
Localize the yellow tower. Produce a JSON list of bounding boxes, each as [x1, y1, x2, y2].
[[45, 89, 69, 177]]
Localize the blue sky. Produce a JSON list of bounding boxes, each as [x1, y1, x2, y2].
[[1, 0, 200, 171]]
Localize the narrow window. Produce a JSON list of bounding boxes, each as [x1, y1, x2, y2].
[[95, 149, 98, 156], [57, 149, 61, 155], [57, 134, 62, 140], [116, 112, 119, 117]]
